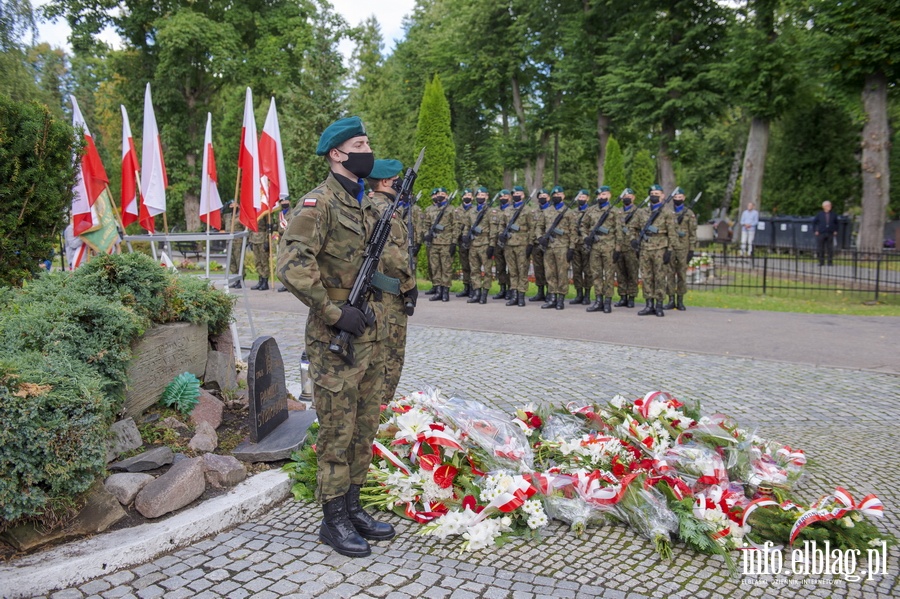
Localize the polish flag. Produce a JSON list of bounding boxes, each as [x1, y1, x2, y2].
[[238, 87, 260, 232], [120, 105, 141, 228], [70, 95, 109, 236], [199, 113, 223, 231], [140, 83, 168, 232], [259, 97, 289, 215]]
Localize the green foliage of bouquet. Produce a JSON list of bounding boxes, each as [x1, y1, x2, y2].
[[160, 372, 201, 415], [284, 422, 319, 501]]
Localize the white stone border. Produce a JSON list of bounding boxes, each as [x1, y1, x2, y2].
[[0, 469, 291, 599]]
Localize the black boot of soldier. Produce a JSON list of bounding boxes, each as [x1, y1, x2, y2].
[[603, 297, 612, 313], [582, 289, 591, 305], [540, 293, 556, 309], [569, 288, 583, 305], [586, 296, 603, 312], [250, 277, 263, 290], [456, 284, 471, 298], [479, 288, 487, 304], [556, 294, 565, 310], [676, 295, 686, 311], [253, 277, 269, 291], [529, 285, 546, 302], [467, 289, 482, 304], [662, 295, 675, 310], [614, 295, 627, 307], [627, 295, 635, 308], [638, 299, 655, 316], [655, 299, 665, 317], [346, 484, 395, 541], [493, 284, 507, 300], [277, 285, 288, 292], [429, 286, 443, 301], [517, 291, 525, 307], [424, 285, 437, 295], [442, 286, 450, 302], [320, 496, 371, 557], [505, 291, 518, 306], [230, 279, 242, 289]]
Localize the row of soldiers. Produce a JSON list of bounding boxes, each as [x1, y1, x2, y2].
[[411, 184, 698, 316]]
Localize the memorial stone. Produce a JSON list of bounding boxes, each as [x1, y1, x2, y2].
[[247, 336, 288, 442]]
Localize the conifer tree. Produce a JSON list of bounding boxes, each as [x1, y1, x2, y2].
[[602, 136, 627, 197], [412, 74, 456, 203], [629, 150, 656, 200]]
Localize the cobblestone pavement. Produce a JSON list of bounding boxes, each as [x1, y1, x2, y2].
[[31, 309, 900, 599]]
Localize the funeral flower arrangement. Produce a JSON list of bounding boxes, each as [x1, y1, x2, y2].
[[688, 252, 714, 269], [286, 388, 891, 567]]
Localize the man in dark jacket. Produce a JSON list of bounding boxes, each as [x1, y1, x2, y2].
[[812, 201, 838, 266]]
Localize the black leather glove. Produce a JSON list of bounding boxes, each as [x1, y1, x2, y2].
[[566, 248, 574, 262], [613, 250, 621, 262], [630, 239, 640, 251], [687, 250, 695, 262], [263, 241, 270, 252], [449, 244, 457, 257], [334, 305, 368, 337], [584, 236, 592, 246], [539, 237, 549, 249], [526, 244, 534, 258], [414, 243, 422, 256], [498, 233, 509, 244], [487, 246, 495, 259], [663, 250, 672, 265], [424, 232, 434, 243], [403, 287, 418, 316]]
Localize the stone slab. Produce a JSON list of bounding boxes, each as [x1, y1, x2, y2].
[[204, 349, 237, 392], [104, 473, 155, 505], [190, 389, 224, 429], [106, 418, 143, 463], [232, 409, 317, 462], [108, 446, 174, 473]]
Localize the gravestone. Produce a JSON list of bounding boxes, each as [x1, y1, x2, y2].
[[247, 336, 288, 442]]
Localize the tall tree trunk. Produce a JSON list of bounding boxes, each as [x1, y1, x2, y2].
[[721, 144, 744, 218], [510, 75, 530, 190], [738, 116, 770, 214], [184, 151, 200, 231], [501, 101, 513, 189], [533, 129, 552, 190], [858, 71, 890, 252], [596, 112, 610, 187], [658, 122, 676, 192]]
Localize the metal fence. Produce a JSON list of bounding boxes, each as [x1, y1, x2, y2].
[[686, 247, 900, 301]]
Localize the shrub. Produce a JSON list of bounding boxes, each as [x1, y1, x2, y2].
[[70, 253, 172, 323], [162, 275, 236, 335]]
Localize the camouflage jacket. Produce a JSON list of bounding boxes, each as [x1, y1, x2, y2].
[[581, 203, 618, 250], [537, 204, 577, 250], [371, 191, 417, 295], [498, 201, 533, 247], [529, 205, 553, 245], [276, 172, 386, 343], [460, 203, 497, 247], [639, 204, 677, 252], [669, 206, 697, 251], [616, 205, 647, 251], [424, 202, 459, 245]]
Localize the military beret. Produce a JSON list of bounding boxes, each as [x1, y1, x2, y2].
[[369, 159, 403, 180], [674, 186, 685, 195], [476, 186, 488, 194], [315, 116, 367, 156], [597, 185, 611, 193], [513, 185, 525, 192], [463, 188, 473, 194], [578, 189, 590, 197], [551, 185, 564, 194], [649, 184, 664, 192], [623, 188, 635, 195], [539, 188, 550, 195], [500, 189, 511, 196], [222, 198, 234, 208], [431, 187, 448, 195]]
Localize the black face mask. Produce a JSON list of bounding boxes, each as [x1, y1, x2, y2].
[[476, 197, 486, 204], [623, 197, 633, 206], [552, 195, 563, 204], [578, 199, 587, 205], [513, 195, 524, 202], [337, 150, 374, 178], [538, 196, 549, 205], [462, 197, 473, 204], [673, 199, 684, 206]]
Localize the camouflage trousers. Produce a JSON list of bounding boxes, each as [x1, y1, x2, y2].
[[306, 337, 385, 503], [428, 244, 454, 287], [469, 245, 493, 290], [616, 247, 640, 298], [457, 245, 471, 285], [505, 245, 529, 293], [251, 242, 270, 278], [493, 246, 509, 286], [589, 244, 617, 298], [383, 298, 408, 402], [228, 240, 242, 275], [665, 249, 690, 295], [544, 246, 570, 296], [531, 245, 547, 286], [570, 246, 590, 289], [639, 247, 667, 302]]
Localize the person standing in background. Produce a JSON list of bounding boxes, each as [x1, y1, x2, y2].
[[740, 202, 759, 257]]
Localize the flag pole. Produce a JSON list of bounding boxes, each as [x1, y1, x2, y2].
[[267, 207, 275, 292], [230, 167, 241, 234], [109, 184, 133, 253]]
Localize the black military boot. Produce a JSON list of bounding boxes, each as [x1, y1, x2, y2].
[[529, 285, 546, 302], [676, 295, 686, 311], [614, 295, 628, 307], [467, 289, 482, 304], [569, 287, 584, 305], [252, 277, 269, 291], [229, 279, 242, 289], [505, 291, 518, 306], [493, 284, 507, 300], [429, 286, 444, 301], [603, 297, 612, 313], [662, 295, 675, 310], [479, 288, 487, 304], [655, 299, 665, 317], [319, 496, 371, 557], [442, 286, 450, 302], [250, 277, 263, 290], [517, 291, 525, 307], [586, 296, 603, 312], [627, 295, 635, 308], [638, 299, 655, 316], [456, 284, 471, 298], [540, 293, 556, 309], [346, 484, 395, 541], [582, 289, 591, 305], [556, 294, 565, 310], [277, 285, 288, 292], [424, 285, 437, 295]]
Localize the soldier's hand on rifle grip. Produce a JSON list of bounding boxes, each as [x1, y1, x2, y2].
[[403, 288, 417, 316], [424, 232, 434, 243], [613, 250, 621, 262], [539, 238, 549, 249], [687, 250, 695, 262], [487, 246, 495, 260], [334, 305, 368, 337], [526, 244, 534, 258], [566, 248, 574, 262], [414, 243, 422, 256], [663, 250, 672, 265], [631, 239, 640, 251], [584, 236, 592, 246], [449, 244, 457, 257]]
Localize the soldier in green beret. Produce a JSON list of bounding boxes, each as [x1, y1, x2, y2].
[[277, 116, 400, 558], [583, 186, 617, 313], [637, 184, 676, 317], [222, 199, 245, 288], [663, 187, 696, 311], [499, 186, 533, 306], [492, 188, 513, 300], [537, 186, 577, 310], [424, 187, 458, 302], [569, 188, 592, 305], [528, 188, 552, 302], [614, 188, 643, 308], [464, 187, 498, 303], [456, 188, 475, 298]]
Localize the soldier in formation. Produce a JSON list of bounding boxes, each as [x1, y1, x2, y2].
[[614, 188, 642, 308], [528, 188, 551, 302], [537, 186, 576, 310], [662, 187, 697, 311], [463, 187, 497, 304], [569, 189, 592, 305], [456, 189, 475, 298], [582, 186, 617, 313], [492, 189, 512, 300], [636, 184, 677, 317], [424, 187, 458, 302], [498, 186, 532, 306]]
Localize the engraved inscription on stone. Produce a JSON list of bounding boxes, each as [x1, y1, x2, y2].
[[247, 336, 288, 442]]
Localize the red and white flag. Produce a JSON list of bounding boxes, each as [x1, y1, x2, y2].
[[120, 105, 141, 228], [140, 83, 168, 232], [199, 112, 223, 231], [238, 87, 260, 231], [259, 96, 289, 214], [70, 95, 109, 236]]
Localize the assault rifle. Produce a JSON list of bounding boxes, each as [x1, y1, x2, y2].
[[328, 147, 425, 365], [497, 190, 536, 248], [537, 203, 570, 248], [584, 196, 623, 250], [406, 190, 423, 276], [632, 191, 675, 252], [424, 191, 454, 245], [623, 196, 651, 225], [677, 192, 702, 225], [461, 192, 500, 248]]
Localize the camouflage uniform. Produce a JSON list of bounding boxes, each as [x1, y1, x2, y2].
[[276, 173, 387, 503], [537, 204, 577, 307], [250, 222, 271, 288], [223, 208, 245, 279], [424, 200, 458, 296], [615, 204, 645, 305], [492, 200, 512, 297], [582, 201, 618, 311], [456, 202, 474, 295], [570, 203, 592, 303], [637, 202, 677, 315], [464, 202, 499, 302], [498, 198, 533, 305], [665, 203, 697, 309], [528, 202, 552, 300], [371, 192, 417, 400]]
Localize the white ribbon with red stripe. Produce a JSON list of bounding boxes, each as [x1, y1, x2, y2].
[[372, 440, 411, 475], [471, 477, 536, 524]]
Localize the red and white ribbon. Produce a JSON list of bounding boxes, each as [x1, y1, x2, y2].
[[471, 477, 536, 524]]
